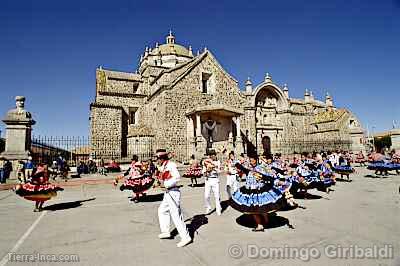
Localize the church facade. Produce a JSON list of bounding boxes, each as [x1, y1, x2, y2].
[[90, 32, 365, 161]]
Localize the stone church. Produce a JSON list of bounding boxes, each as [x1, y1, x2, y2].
[[90, 32, 365, 161]]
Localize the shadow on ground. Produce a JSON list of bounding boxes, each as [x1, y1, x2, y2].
[[364, 174, 390, 179], [169, 214, 209, 240], [335, 178, 353, 182], [43, 198, 96, 211], [236, 213, 294, 230], [134, 193, 164, 202], [293, 192, 323, 200], [187, 183, 205, 188]]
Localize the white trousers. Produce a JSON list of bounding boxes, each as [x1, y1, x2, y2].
[[158, 190, 190, 240], [226, 175, 239, 198], [204, 178, 222, 214]]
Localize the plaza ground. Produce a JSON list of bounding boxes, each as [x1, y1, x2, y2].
[[0, 167, 399, 266]]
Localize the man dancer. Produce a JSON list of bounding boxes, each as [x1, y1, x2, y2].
[[225, 151, 239, 199], [156, 149, 191, 248], [203, 149, 222, 215]]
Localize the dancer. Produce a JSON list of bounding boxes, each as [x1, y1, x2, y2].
[[316, 154, 336, 190], [156, 149, 191, 248], [183, 154, 202, 187], [332, 153, 354, 181], [203, 149, 222, 215], [368, 151, 400, 176], [225, 151, 240, 199], [14, 164, 64, 212], [115, 155, 155, 203], [230, 153, 287, 232], [355, 151, 367, 166]]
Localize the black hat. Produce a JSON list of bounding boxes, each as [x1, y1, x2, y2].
[[207, 149, 217, 156], [155, 149, 169, 160], [248, 151, 258, 160]]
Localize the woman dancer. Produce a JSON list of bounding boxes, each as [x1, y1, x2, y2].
[[115, 155, 155, 203], [14, 164, 64, 212], [183, 154, 202, 187], [230, 153, 288, 232]]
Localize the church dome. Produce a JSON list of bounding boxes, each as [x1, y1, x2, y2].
[[157, 43, 191, 57]]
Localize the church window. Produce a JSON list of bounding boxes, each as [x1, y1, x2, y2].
[[129, 107, 138, 125], [202, 72, 212, 93]]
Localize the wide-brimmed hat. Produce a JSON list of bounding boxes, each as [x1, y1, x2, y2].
[[155, 149, 169, 160], [207, 149, 217, 156]]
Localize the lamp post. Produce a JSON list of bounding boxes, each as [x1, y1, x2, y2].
[[372, 126, 376, 151]]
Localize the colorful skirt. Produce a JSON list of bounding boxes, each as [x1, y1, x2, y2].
[[230, 185, 286, 214], [303, 174, 334, 191], [183, 166, 202, 178], [120, 175, 155, 193], [15, 183, 64, 202], [367, 162, 400, 171], [333, 165, 354, 175], [355, 158, 367, 163]]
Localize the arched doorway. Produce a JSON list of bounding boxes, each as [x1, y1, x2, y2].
[[262, 136, 271, 155]]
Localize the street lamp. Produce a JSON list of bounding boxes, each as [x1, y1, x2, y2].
[[372, 126, 376, 151]]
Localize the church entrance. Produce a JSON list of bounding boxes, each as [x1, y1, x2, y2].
[[262, 136, 271, 155]]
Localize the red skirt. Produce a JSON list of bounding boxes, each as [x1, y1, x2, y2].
[[183, 167, 202, 178], [15, 183, 64, 202], [120, 175, 155, 193]]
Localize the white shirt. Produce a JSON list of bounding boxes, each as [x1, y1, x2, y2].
[[160, 160, 180, 188], [203, 160, 221, 178]]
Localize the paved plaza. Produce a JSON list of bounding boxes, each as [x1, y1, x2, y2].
[[0, 167, 399, 266]]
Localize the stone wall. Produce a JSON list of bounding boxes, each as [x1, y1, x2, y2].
[[90, 105, 122, 158]]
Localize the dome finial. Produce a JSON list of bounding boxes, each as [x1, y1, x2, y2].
[[166, 30, 175, 44], [246, 77, 252, 85], [264, 73, 272, 83], [245, 77, 253, 94], [283, 83, 289, 98], [188, 45, 193, 57]]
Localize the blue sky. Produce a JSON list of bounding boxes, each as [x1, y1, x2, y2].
[[0, 0, 399, 137]]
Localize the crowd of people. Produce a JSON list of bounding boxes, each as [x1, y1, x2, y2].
[[9, 147, 400, 248]]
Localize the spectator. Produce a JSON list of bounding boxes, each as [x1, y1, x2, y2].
[[88, 159, 97, 174], [17, 160, 25, 183], [77, 161, 87, 175], [98, 158, 107, 176], [0, 157, 5, 184], [3, 159, 12, 183], [24, 156, 35, 180]]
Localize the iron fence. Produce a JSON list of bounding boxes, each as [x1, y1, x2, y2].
[[31, 136, 90, 166], [29, 135, 354, 166], [265, 139, 353, 155]]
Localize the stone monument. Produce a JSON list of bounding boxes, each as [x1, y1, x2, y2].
[[1, 96, 35, 161], [390, 128, 400, 151]]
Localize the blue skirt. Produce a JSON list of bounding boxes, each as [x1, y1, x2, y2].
[[333, 165, 354, 175], [230, 185, 286, 214], [367, 162, 400, 171]]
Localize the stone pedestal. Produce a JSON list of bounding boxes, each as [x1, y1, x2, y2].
[[1, 96, 35, 178], [195, 136, 206, 159], [350, 128, 366, 153], [390, 129, 400, 151], [235, 138, 243, 155]]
